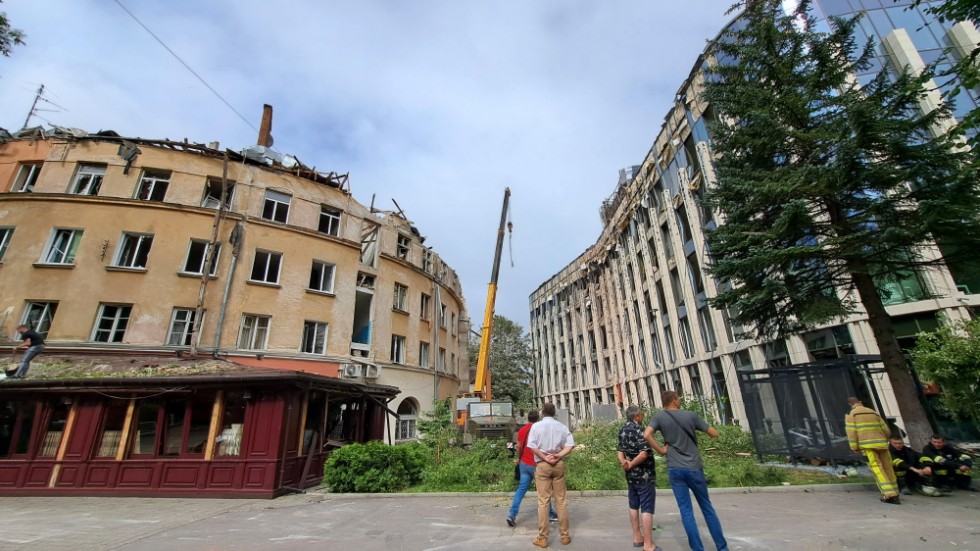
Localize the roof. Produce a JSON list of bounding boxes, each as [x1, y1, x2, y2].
[[0, 354, 399, 398]]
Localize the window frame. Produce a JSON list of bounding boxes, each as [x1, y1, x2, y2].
[[113, 232, 154, 269], [167, 308, 203, 346], [12, 162, 42, 192], [393, 283, 408, 311], [69, 163, 106, 195], [201, 177, 235, 210], [390, 334, 406, 364], [396, 234, 410, 260], [262, 190, 291, 223], [91, 303, 133, 343], [420, 293, 431, 320], [237, 314, 270, 350], [419, 341, 430, 368], [135, 169, 171, 201], [318, 205, 341, 236], [181, 239, 221, 276], [21, 302, 57, 338], [301, 320, 328, 354], [308, 260, 336, 293], [0, 227, 12, 262], [249, 249, 282, 284], [40, 228, 83, 265]]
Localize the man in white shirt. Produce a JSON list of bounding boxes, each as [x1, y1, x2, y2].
[[527, 402, 575, 548]]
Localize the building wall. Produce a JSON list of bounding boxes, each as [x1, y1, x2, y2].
[[0, 134, 467, 431], [528, 5, 980, 432]]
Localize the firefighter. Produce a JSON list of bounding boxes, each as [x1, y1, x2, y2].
[[845, 397, 900, 504], [888, 436, 938, 496], [921, 435, 974, 492]]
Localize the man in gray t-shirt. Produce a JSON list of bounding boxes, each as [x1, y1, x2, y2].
[[645, 390, 728, 551]]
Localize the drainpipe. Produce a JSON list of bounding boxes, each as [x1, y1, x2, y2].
[[432, 276, 442, 402]]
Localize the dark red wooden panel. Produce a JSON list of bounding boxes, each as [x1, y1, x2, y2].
[[84, 465, 113, 487], [117, 465, 154, 487], [0, 465, 22, 486], [207, 465, 236, 487]]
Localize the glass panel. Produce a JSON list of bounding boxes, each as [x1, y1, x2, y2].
[[184, 395, 213, 455], [132, 400, 161, 456], [161, 399, 186, 456], [302, 391, 325, 454], [96, 399, 129, 457], [216, 393, 247, 457], [38, 401, 71, 457]]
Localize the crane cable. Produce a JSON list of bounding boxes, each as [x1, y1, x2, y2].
[[507, 201, 514, 267]]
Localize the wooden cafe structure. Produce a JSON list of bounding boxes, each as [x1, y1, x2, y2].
[[0, 360, 399, 498]]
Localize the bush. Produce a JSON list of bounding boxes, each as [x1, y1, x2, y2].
[[410, 438, 515, 492], [324, 440, 429, 493]]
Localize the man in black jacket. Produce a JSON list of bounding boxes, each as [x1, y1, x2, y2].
[[888, 436, 936, 495], [921, 435, 974, 492]]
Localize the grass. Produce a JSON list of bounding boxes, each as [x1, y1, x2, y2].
[[403, 424, 857, 493]]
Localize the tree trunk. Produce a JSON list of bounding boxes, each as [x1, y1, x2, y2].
[[850, 270, 934, 448]]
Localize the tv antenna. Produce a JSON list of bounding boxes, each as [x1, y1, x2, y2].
[[23, 85, 67, 129]]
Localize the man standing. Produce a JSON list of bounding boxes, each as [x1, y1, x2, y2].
[[527, 402, 574, 548], [9, 325, 44, 379], [507, 410, 557, 527], [845, 397, 899, 504], [888, 436, 936, 496], [618, 405, 664, 551], [922, 435, 974, 492], [644, 391, 728, 551]]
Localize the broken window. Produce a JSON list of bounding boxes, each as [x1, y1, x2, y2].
[[114, 233, 153, 269], [396, 234, 410, 260], [22, 302, 57, 338], [319, 206, 341, 236], [356, 272, 375, 289], [12, 162, 41, 192], [92, 303, 132, 342], [70, 163, 105, 195], [135, 169, 170, 201], [250, 249, 282, 284], [439, 304, 447, 328], [167, 308, 201, 346], [393, 283, 408, 311], [422, 250, 433, 273], [420, 293, 431, 320], [0, 227, 12, 261], [182, 239, 220, 276], [301, 320, 328, 354], [42, 228, 82, 264], [201, 177, 235, 210], [262, 190, 291, 223], [238, 314, 270, 350], [419, 341, 430, 368], [359, 221, 379, 267], [390, 334, 406, 363], [309, 260, 336, 293]]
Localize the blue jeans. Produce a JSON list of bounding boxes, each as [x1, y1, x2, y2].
[[14, 345, 43, 377], [667, 468, 728, 551], [508, 462, 556, 520]]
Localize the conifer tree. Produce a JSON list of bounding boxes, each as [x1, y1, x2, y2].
[[702, 0, 980, 446]]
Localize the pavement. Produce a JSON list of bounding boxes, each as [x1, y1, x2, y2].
[[0, 484, 977, 551]]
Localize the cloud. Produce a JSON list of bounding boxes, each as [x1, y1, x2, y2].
[[0, 0, 734, 329]]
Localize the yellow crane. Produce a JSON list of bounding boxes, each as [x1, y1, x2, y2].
[[456, 188, 515, 441]]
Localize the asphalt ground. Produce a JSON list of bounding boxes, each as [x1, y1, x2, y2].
[[0, 484, 977, 551]]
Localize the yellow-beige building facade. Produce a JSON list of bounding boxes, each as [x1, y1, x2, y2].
[[0, 123, 467, 441]]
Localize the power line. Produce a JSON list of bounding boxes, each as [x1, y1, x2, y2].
[[112, 0, 259, 135]]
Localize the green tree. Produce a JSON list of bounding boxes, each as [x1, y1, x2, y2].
[[702, 0, 980, 447], [910, 318, 980, 423], [468, 315, 533, 410], [0, 1, 25, 58]]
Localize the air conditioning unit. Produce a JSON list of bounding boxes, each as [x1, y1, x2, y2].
[[341, 363, 363, 378], [364, 364, 382, 379]]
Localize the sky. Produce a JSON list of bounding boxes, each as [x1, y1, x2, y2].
[[0, 0, 735, 330]]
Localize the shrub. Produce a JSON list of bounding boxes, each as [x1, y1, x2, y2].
[[410, 438, 515, 492], [324, 440, 429, 493]]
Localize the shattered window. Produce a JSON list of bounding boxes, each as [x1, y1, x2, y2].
[[201, 177, 235, 210], [396, 234, 410, 260], [114, 233, 154, 269], [70, 164, 105, 195], [359, 222, 379, 267], [319, 206, 341, 236], [250, 249, 282, 284], [92, 304, 132, 342], [262, 190, 291, 223], [136, 169, 170, 201]]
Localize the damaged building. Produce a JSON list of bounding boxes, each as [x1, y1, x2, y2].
[[529, 2, 980, 438], [0, 106, 468, 495]]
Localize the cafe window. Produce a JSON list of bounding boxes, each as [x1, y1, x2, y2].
[[96, 399, 129, 458], [38, 400, 71, 457], [216, 392, 247, 457], [0, 401, 37, 458]]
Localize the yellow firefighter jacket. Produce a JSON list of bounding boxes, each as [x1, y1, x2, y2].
[[845, 405, 890, 451]]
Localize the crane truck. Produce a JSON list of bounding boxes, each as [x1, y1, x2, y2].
[[456, 188, 517, 442]]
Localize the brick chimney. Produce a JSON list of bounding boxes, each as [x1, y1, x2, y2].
[[258, 104, 274, 147]]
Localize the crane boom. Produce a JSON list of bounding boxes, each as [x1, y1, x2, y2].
[[473, 187, 511, 400]]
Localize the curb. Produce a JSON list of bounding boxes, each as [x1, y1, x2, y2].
[[309, 482, 881, 499]]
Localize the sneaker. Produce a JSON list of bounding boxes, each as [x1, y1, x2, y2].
[[549, 516, 558, 523], [901, 487, 912, 496], [561, 535, 572, 545], [920, 486, 942, 497], [532, 537, 548, 548], [507, 516, 516, 527]]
